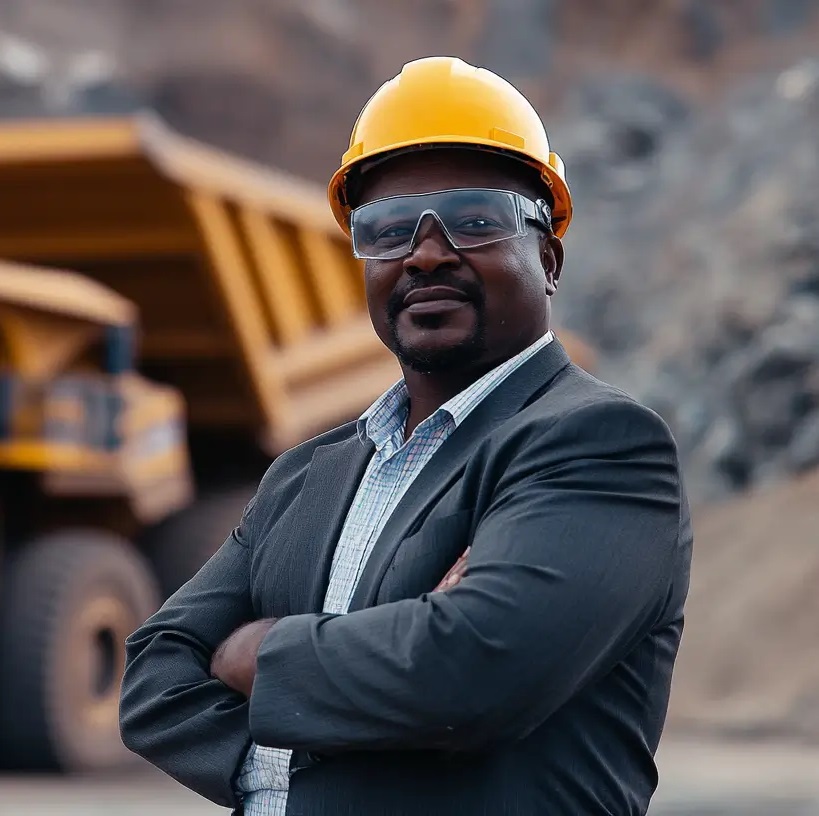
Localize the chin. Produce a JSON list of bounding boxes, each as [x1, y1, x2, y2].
[[394, 334, 486, 374]]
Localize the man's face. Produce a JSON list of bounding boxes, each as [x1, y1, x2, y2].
[[355, 149, 563, 375]]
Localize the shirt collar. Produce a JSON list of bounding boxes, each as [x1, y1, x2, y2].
[[356, 378, 410, 447], [438, 330, 553, 426], [357, 330, 554, 446]]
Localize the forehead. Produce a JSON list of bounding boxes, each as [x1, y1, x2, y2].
[[356, 148, 540, 205]]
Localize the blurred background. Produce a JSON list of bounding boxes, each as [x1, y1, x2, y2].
[[1, 1, 819, 814]]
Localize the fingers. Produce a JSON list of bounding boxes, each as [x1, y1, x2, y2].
[[433, 547, 471, 592]]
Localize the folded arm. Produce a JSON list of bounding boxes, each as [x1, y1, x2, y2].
[[119, 503, 257, 808], [249, 400, 681, 753]]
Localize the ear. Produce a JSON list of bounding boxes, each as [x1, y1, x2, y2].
[[539, 233, 564, 296]]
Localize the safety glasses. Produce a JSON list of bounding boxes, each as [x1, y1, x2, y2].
[[349, 188, 552, 260]]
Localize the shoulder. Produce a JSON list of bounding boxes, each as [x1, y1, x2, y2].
[[510, 363, 678, 453], [253, 420, 360, 508]]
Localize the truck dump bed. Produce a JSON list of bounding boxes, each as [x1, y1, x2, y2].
[[0, 114, 400, 452]]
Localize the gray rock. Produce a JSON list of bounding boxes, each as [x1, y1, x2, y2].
[[787, 412, 819, 471], [699, 417, 750, 489]]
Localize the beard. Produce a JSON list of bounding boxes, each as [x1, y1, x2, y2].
[[385, 276, 487, 374], [396, 331, 487, 373]]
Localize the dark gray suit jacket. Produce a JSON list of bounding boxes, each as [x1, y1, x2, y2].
[[120, 339, 692, 816]]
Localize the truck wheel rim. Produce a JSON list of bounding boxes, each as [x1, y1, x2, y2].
[[65, 594, 132, 733]]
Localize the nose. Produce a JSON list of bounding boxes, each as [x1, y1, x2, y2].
[[402, 214, 461, 277]]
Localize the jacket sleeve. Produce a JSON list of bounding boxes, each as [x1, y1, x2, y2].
[[119, 499, 257, 808], [249, 399, 683, 753]]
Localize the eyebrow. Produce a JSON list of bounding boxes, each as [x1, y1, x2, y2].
[[378, 203, 417, 218], [440, 191, 499, 206], [368, 190, 507, 218]]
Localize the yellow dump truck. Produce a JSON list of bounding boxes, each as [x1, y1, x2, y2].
[[0, 114, 596, 772]]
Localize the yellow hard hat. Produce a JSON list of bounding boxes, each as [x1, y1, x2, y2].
[[328, 56, 573, 238]]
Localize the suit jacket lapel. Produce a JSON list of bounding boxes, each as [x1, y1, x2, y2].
[[288, 433, 374, 613], [348, 338, 572, 611]]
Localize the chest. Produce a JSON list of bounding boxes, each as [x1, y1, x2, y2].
[[248, 458, 475, 621]]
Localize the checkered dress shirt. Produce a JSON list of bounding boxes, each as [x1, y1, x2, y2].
[[237, 331, 554, 815]]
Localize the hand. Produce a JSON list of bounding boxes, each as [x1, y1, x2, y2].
[[210, 618, 277, 697], [434, 547, 470, 592]]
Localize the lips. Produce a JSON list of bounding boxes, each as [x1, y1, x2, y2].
[[403, 285, 471, 308]]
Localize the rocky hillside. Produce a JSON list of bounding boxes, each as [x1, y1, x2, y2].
[[554, 58, 819, 502], [1, 0, 819, 501]]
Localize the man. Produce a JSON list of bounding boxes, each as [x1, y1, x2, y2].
[[120, 56, 692, 816]]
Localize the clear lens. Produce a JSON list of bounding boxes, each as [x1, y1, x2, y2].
[[351, 188, 524, 260]]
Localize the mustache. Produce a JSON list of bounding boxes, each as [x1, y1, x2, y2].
[[387, 274, 484, 320]]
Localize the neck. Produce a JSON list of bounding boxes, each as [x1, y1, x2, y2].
[[400, 328, 548, 436], [400, 364, 489, 437]]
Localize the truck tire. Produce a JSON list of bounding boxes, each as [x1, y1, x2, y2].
[[144, 483, 256, 598], [0, 531, 160, 771]]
